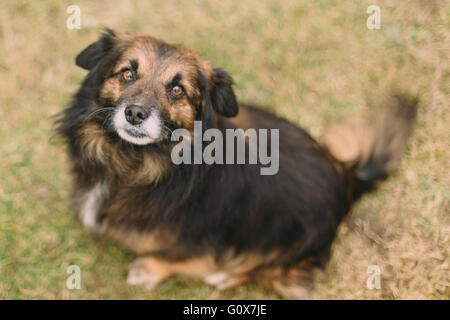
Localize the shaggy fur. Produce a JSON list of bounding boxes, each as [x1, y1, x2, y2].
[[57, 29, 418, 298]]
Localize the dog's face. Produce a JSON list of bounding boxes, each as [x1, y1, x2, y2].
[[76, 29, 238, 146]]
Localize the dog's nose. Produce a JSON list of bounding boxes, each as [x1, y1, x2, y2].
[[124, 105, 148, 125]]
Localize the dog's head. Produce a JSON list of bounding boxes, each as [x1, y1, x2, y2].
[[76, 29, 238, 145]]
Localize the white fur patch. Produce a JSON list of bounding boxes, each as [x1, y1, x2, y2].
[[113, 105, 162, 145], [204, 272, 229, 285], [79, 182, 108, 232]]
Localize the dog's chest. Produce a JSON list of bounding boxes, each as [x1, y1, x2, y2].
[[78, 182, 109, 232]]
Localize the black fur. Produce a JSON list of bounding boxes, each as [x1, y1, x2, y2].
[[75, 28, 117, 70], [56, 30, 417, 296], [209, 68, 239, 117]]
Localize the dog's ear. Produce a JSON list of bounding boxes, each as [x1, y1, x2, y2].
[[209, 68, 238, 117], [75, 28, 117, 70]]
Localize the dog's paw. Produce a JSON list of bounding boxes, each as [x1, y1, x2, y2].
[[204, 272, 248, 290], [204, 272, 229, 287], [127, 258, 163, 291]]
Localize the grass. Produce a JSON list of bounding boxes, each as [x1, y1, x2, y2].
[[0, 0, 448, 299]]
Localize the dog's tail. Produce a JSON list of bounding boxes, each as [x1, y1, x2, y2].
[[322, 92, 418, 201]]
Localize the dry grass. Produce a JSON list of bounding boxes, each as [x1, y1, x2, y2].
[[0, 0, 448, 299]]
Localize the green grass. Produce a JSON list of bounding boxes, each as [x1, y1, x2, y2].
[[0, 0, 448, 299]]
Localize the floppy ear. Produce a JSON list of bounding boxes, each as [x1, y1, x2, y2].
[[209, 68, 238, 117], [75, 28, 117, 70]]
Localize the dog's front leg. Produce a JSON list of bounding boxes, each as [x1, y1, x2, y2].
[[127, 256, 172, 290]]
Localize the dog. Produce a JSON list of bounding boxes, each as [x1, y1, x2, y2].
[[57, 29, 418, 298]]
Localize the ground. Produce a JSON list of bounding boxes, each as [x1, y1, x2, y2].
[[0, 0, 448, 299]]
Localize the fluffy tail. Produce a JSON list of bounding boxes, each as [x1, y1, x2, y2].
[[322, 92, 419, 201]]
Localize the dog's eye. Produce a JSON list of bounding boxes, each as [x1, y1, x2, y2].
[[169, 85, 184, 98], [120, 69, 135, 82]]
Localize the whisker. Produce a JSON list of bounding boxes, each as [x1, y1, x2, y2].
[[163, 125, 174, 134], [102, 113, 112, 129], [86, 107, 115, 119]]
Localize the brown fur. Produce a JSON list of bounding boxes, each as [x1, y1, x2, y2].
[[58, 29, 418, 299], [322, 93, 418, 172]]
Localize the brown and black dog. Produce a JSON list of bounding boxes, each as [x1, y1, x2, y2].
[[57, 29, 418, 298]]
